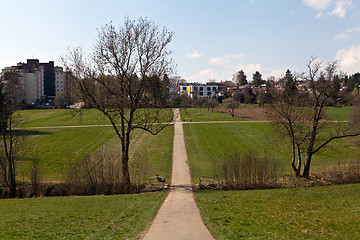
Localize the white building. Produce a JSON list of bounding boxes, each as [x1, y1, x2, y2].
[[178, 83, 221, 98], [55, 67, 65, 95], [2, 65, 44, 104]]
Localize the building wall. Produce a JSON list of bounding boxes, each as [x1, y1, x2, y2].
[[178, 84, 220, 98], [55, 67, 65, 95]]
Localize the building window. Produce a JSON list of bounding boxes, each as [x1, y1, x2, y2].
[[193, 86, 198, 91], [207, 92, 211, 96], [200, 87, 203, 91], [182, 86, 187, 91], [199, 92, 203, 96], [207, 87, 210, 91], [213, 87, 217, 91]]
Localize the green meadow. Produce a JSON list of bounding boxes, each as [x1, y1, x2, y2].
[[183, 122, 359, 184], [195, 184, 360, 239], [0, 192, 167, 239], [180, 108, 244, 122], [17, 109, 174, 182], [1, 107, 358, 239]]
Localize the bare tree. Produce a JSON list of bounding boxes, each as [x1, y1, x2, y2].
[[268, 58, 360, 178], [205, 98, 218, 112], [0, 79, 23, 198], [223, 98, 238, 117], [63, 18, 174, 192]]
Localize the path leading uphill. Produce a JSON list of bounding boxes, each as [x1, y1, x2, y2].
[[143, 109, 214, 240]]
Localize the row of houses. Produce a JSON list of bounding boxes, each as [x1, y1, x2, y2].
[[1, 59, 69, 106]]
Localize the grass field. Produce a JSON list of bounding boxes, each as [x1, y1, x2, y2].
[[0, 191, 167, 239], [15, 109, 174, 182], [20, 109, 110, 127], [180, 108, 244, 122], [195, 184, 360, 239], [324, 106, 352, 121], [183, 122, 360, 184]]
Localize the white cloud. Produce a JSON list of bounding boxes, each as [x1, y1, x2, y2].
[[333, 27, 360, 40], [186, 50, 201, 59], [315, 12, 324, 18], [336, 44, 360, 74], [330, 0, 352, 18], [303, 0, 353, 18], [303, 0, 332, 10], [209, 53, 245, 66]]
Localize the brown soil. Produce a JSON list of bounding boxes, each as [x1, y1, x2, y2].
[[217, 107, 268, 121]]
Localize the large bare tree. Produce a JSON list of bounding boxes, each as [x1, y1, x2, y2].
[[268, 58, 360, 178], [63, 18, 174, 192]]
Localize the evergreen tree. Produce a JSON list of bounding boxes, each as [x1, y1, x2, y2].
[[252, 71, 263, 87]]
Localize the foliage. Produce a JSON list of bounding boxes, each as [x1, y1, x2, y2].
[[252, 71, 264, 87], [233, 70, 247, 87]]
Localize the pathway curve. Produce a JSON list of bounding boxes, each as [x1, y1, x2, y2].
[[143, 109, 214, 240]]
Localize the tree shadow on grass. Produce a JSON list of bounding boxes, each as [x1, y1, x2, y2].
[[12, 130, 52, 136]]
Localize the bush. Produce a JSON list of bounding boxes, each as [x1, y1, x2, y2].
[[216, 151, 282, 190], [66, 145, 151, 195]]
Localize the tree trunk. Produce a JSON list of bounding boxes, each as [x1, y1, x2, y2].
[[121, 152, 131, 192], [302, 153, 313, 178], [121, 130, 131, 193]]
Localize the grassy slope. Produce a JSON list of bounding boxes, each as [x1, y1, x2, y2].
[[0, 192, 167, 239], [196, 184, 360, 239], [21, 127, 115, 181], [20, 109, 109, 127], [18, 109, 174, 182], [180, 108, 243, 122], [1, 109, 174, 239], [184, 122, 359, 183]]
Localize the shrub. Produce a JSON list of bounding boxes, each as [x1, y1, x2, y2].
[[216, 151, 282, 190], [66, 145, 151, 195]]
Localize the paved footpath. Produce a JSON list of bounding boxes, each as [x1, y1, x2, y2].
[[143, 109, 214, 240]]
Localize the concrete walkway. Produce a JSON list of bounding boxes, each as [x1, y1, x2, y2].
[[143, 109, 214, 240]]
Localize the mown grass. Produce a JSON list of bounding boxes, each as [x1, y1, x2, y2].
[[0, 191, 167, 239], [20, 125, 174, 182], [20, 108, 174, 128], [324, 106, 352, 121], [20, 127, 116, 181], [180, 108, 243, 122], [183, 122, 359, 184], [17, 109, 174, 182], [195, 184, 360, 239], [20, 109, 109, 127]]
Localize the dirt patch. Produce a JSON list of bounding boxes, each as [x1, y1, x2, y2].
[[217, 107, 268, 121]]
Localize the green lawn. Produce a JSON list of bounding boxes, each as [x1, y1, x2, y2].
[[0, 192, 167, 239], [20, 109, 110, 127], [184, 122, 359, 184], [16, 109, 174, 182], [20, 125, 173, 182], [180, 108, 243, 122], [324, 106, 352, 121], [195, 184, 360, 239]]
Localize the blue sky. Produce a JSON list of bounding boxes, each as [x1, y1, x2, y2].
[[1, 0, 359, 83]]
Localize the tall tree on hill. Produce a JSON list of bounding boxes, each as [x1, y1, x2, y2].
[[233, 70, 247, 88], [252, 71, 264, 87], [63, 18, 174, 193]]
